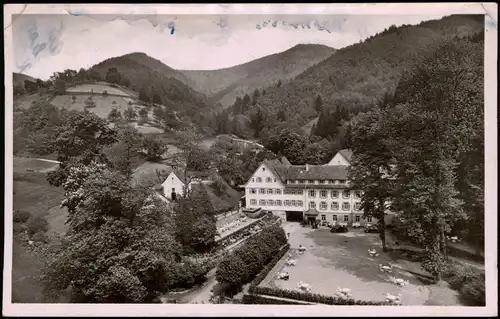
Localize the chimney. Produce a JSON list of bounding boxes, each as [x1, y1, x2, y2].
[[305, 164, 309, 172]]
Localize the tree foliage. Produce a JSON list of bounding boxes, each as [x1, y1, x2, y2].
[[43, 163, 193, 303], [173, 187, 217, 254], [350, 34, 484, 280], [141, 135, 167, 162]]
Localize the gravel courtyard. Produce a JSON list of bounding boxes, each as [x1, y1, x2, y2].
[[260, 223, 461, 305]]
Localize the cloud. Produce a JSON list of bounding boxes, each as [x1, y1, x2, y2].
[[12, 14, 445, 79]]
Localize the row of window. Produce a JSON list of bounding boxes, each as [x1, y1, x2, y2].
[[320, 214, 373, 222], [249, 199, 361, 211], [252, 176, 278, 183], [250, 199, 303, 207], [249, 189, 362, 198], [251, 176, 349, 186], [287, 179, 347, 185]]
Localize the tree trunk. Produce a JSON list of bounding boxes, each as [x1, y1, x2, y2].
[[475, 238, 482, 258], [378, 199, 388, 252], [440, 229, 448, 261]]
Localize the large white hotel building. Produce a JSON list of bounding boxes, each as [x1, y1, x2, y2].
[[243, 149, 393, 226]]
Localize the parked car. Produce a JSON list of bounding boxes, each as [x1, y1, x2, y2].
[[364, 224, 379, 233], [330, 224, 349, 233]]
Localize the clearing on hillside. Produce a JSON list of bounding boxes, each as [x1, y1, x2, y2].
[[66, 83, 134, 96], [52, 94, 133, 118]]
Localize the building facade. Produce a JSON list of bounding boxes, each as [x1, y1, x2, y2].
[[244, 149, 393, 226], [161, 170, 212, 201]]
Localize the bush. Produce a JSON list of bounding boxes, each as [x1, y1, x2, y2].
[[26, 216, 49, 236], [250, 244, 290, 287], [216, 254, 247, 286], [32, 231, 48, 243], [13, 210, 32, 224], [243, 294, 306, 304], [459, 279, 485, 306], [249, 286, 393, 305], [13, 223, 26, 234], [442, 262, 485, 306], [215, 224, 288, 289], [103, 90, 108, 96], [442, 262, 482, 290]]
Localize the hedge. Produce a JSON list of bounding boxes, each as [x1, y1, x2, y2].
[[214, 212, 279, 250], [242, 294, 307, 305], [250, 244, 290, 287], [248, 286, 394, 305], [215, 224, 287, 290]]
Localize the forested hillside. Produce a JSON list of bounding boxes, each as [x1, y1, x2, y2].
[[90, 53, 214, 130], [223, 15, 484, 138], [180, 44, 335, 108]]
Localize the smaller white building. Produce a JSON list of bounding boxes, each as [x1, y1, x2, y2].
[[161, 170, 212, 200]]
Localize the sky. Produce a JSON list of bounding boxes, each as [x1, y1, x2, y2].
[[12, 13, 448, 80]]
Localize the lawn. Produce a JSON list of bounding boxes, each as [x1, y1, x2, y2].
[[13, 172, 65, 216], [260, 224, 462, 306], [66, 83, 133, 96], [13, 157, 59, 174], [51, 94, 136, 119], [12, 167, 69, 303]]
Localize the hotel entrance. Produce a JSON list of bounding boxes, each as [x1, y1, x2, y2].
[[285, 211, 303, 222], [304, 208, 319, 227]]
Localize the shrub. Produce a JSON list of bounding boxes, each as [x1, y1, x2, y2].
[[442, 262, 485, 306], [32, 231, 48, 243], [13, 210, 32, 224], [242, 294, 306, 304], [112, 100, 117, 105], [103, 90, 108, 96], [26, 216, 49, 236], [442, 262, 482, 290], [459, 278, 485, 306], [249, 286, 393, 305], [250, 244, 290, 287], [84, 99, 96, 108], [13, 223, 26, 234], [216, 254, 247, 286], [215, 224, 288, 289]]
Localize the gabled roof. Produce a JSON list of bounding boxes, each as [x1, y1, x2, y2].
[[281, 156, 292, 166], [286, 165, 348, 180], [169, 169, 213, 184], [132, 162, 172, 187], [263, 159, 288, 183], [338, 149, 353, 163]]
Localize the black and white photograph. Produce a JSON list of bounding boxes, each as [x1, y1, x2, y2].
[[3, 3, 497, 317]]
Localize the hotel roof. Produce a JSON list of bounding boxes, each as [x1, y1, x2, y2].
[[262, 150, 352, 183]]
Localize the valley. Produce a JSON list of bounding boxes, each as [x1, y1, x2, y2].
[[9, 13, 486, 307]]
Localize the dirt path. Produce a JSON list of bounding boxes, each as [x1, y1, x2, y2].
[[32, 158, 61, 164]]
